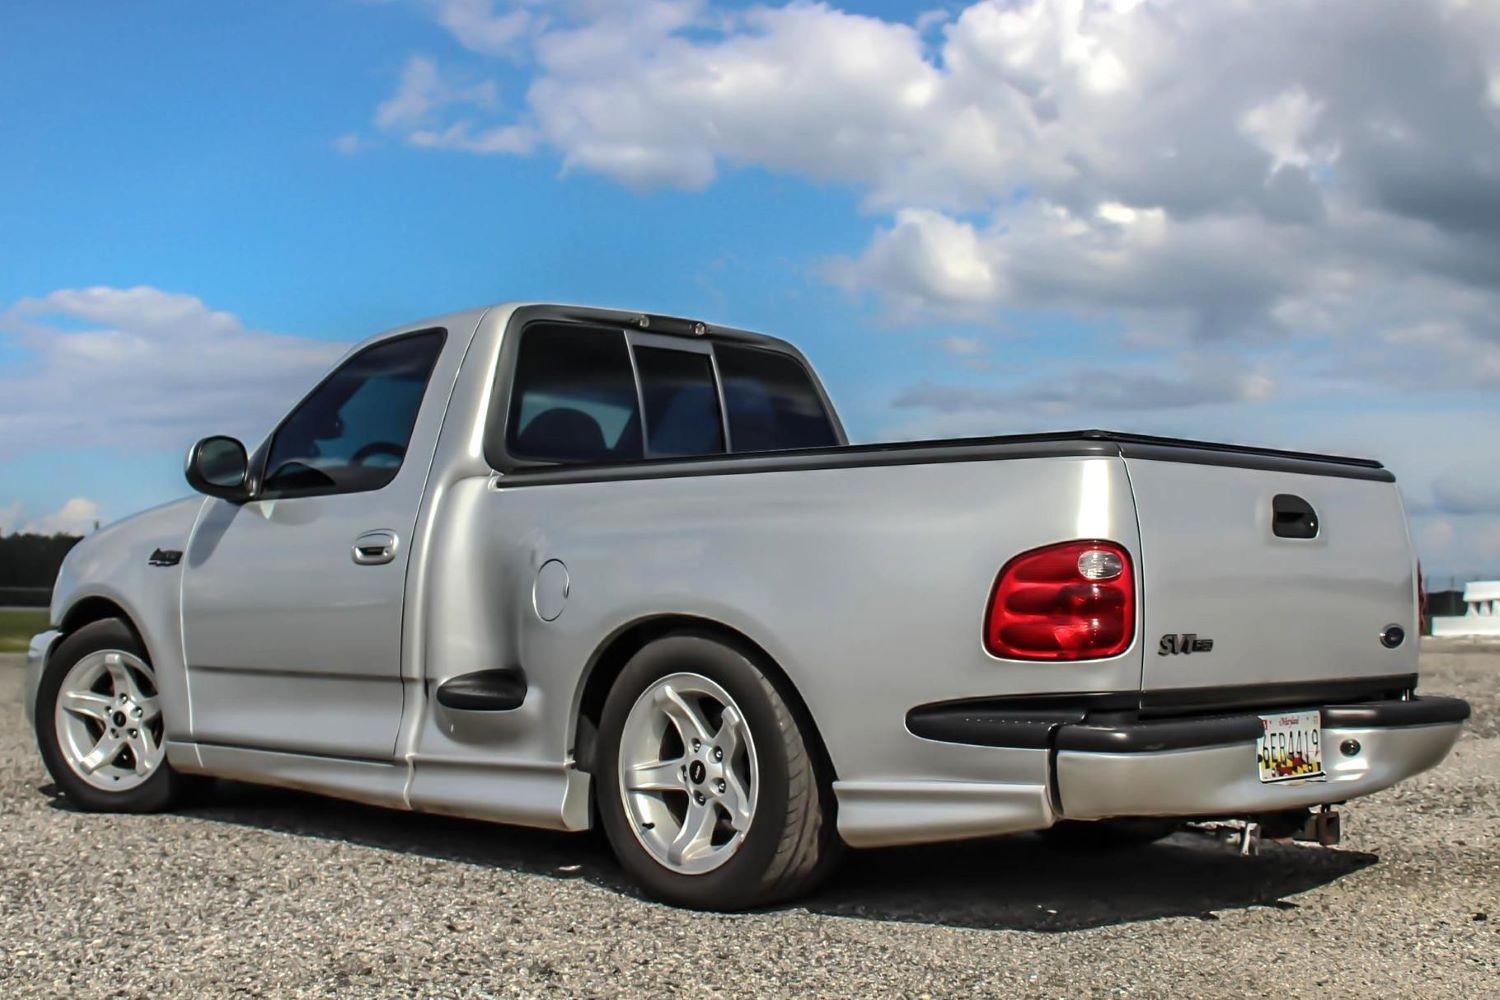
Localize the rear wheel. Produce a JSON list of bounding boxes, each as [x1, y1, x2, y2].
[[595, 633, 837, 910], [34, 618, 184, 813]]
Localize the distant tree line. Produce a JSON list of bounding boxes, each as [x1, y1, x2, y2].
[[0, 533, 83, 603]]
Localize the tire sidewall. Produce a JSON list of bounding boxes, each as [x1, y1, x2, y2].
[[34, 618, 178, 813], [596, 633, 797, 909]]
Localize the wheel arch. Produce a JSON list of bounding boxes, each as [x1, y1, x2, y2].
[[58, 595, 144, 646], [571, 614, 838, 787]]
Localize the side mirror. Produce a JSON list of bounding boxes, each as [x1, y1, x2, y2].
[[185, 435, 253, 502]]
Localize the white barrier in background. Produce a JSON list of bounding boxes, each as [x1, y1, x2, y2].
[[1431, 580, 1500, 637]]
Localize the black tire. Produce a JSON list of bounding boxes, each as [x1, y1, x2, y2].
[[34, 618, 185, 813], [1041, 818, 1180, 851], [595, 632, 838, 910]]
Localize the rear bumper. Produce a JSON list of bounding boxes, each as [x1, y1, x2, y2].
[[903, 693, 1469, 826], [1055, 700, 1467, 819]]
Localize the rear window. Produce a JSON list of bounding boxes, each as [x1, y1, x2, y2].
[[507, 325, 643, 463], [715, 344, 838, 453], [635, 347, 725, 457], [501, 324, 837, 466]]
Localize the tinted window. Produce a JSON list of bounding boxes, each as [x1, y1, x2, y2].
[[635, 347, 724, 457], [263, 330, 444, 496], [715, 345, 837, 452], [508, 325, 643, 463]]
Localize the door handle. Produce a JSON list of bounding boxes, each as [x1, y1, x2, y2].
[[1271, 494, 1319, 539], [352, 530, 399, 565]]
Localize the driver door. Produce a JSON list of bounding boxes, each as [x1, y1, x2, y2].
[[181, 328, 447, 759]]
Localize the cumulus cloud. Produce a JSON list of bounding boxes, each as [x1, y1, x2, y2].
[[0, 497, 105, 536], [374, 54, 537, 154], [0, 286, 343, 455], [426, 0, 538, 56], [27, 498, 103, 535], [376, 0, 1500, 350]]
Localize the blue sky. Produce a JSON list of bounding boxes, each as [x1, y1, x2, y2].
[[2, 0, 1499, 580]]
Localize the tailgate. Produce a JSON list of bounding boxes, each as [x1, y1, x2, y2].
[[1124, 449, 1418, 697]]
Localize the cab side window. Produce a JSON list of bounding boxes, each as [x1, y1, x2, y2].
[[262, 330, 445, 497], [507, 325, 644, 464]]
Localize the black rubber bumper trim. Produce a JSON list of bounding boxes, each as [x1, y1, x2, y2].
[[906, 707, 1087, 750], [1055, 714, 1265, 753], [1322, 696, 1471, 729], [434, 668, 527, 711], [906, 692, 1138, 749]]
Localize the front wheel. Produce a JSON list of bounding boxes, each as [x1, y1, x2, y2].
[[595, 633, 837, 910], [34, 618, 184, 813]]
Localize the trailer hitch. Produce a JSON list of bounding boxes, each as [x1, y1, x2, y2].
[[1293, 807, 1341, 847], [1227, 807, 1341, 855]]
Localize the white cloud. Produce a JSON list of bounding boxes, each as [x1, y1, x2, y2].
[[0, 498, 105, 537], [27, 498, 103, 536], [375, 54, 495, 130], [0, 286, 343, 456], [830, 210, 997, 315], [375, 0, 1500, 352], [363, 0, 1500, 575], [374, 54, 538, 154], [333, 132, 368, 154], [427, 0, 536, 56], [1239, 87, 1335, 174]]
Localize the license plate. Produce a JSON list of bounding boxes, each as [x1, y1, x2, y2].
[[1257, 709, 1326, 783]]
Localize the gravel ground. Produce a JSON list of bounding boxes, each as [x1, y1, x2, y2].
[[1, 642, 1496, 999]]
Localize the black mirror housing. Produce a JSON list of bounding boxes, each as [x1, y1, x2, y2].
[[185, 435, 254, 501]]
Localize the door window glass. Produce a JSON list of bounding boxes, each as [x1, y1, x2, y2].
[[262, 330, 444, 496], [508, 325, 643, 463], [714, 344, 838, 452], [634, 346, 724, 457]]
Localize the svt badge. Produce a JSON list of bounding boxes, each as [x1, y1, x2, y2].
[[1158, 633, 1214, 655]]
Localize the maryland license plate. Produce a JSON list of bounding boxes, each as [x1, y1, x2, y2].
[[1257, 709, 1326, 783]]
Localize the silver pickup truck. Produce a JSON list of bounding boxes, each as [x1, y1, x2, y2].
[[27, 302, 1470, 909]]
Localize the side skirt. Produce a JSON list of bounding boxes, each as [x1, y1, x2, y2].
[[169, 740, 410, 810], [166, 740, 592, 832]]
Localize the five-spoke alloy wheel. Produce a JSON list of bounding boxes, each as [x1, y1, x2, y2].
[[596, 633, 838, 910], [53, 649, 165, 791], [35, 618, 185, 813], [617, 672, 759, 875]]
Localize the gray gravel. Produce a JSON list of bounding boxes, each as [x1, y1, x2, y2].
[[1, 641, 1496, 998]]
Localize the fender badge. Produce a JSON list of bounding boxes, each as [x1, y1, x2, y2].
[[1158, 633, 1214, 656], [148, 548, 182, 567]]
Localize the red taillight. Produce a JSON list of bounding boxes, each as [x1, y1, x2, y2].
[[984, 540, 1135, 661]]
